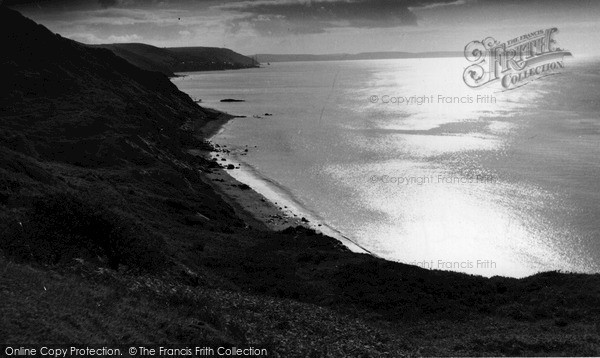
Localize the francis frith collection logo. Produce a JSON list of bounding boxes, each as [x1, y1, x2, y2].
[[463, 28, 571, 90]]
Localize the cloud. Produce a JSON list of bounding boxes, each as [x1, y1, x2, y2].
[[66, 31, 144, 45], [409, 0, 467, 11], [220, 0, 466, 35], [107, 33, 141, 42], [67, 32, 104, 43], [98, 0, 117, 8]]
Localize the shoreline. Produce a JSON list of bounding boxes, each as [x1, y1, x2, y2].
[[197, 114, 375, 254], [212, 147, 378, 254], [196, 115, 310, 232]]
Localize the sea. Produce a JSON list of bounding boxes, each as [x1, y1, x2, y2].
[[172, 56, 600, 278]]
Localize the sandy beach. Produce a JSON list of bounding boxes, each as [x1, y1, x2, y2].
[[193, 115, 310, 232]]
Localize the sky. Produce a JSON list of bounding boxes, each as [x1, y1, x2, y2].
[[5, 0, 600, 56]]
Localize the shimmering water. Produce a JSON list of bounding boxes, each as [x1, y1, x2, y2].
[[173, 56, 600, 277]]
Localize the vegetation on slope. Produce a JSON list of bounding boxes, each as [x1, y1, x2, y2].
[[96, 43, 258, 77]]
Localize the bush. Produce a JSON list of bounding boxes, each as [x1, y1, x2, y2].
[[0, 191, 166, 271]]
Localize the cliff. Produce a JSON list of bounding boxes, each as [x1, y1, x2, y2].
[[97, 43, 258, 77]]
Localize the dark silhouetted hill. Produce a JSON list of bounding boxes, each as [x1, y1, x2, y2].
[[0, 7, 228, 167], [96, 43, 257, 77]]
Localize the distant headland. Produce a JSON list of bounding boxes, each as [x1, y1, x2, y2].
[[254, 51, 462, 63], [95, 43, 259, 77]]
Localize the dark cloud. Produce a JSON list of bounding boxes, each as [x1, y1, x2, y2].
[[2, 0, 164, 8], [2, 0, 110, 9], [222, 0, 462, 35], [98, 0, 117, 8], [3, 0, 74, 5]]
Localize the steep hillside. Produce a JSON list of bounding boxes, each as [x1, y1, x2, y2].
[[93, 43, 178, 77], [168, 46, 257, 72], [1, 10, 231, 167], [97, 43, 257, 77]]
